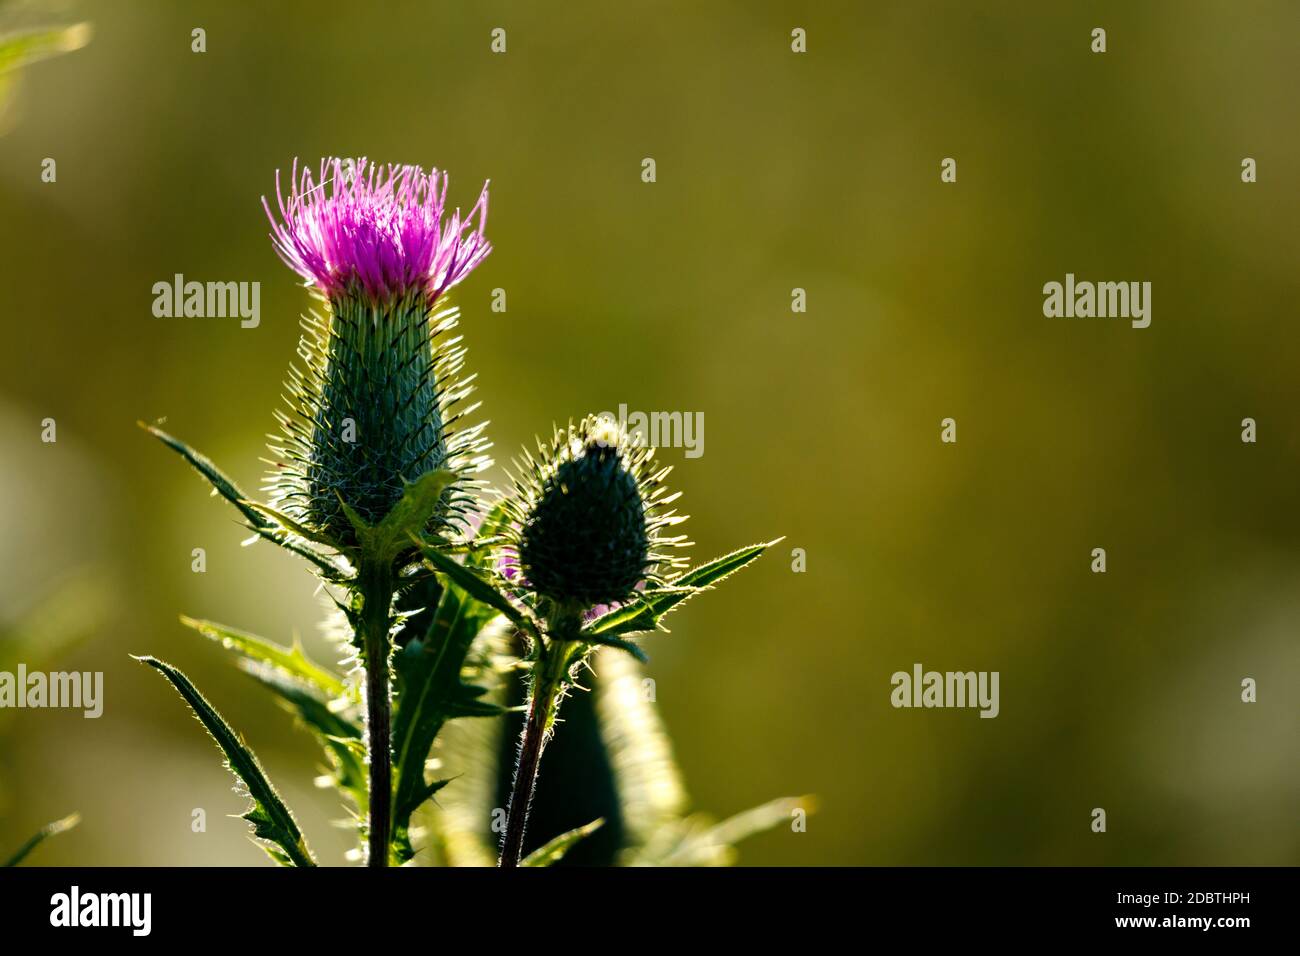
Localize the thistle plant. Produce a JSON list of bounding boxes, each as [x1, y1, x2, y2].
[[493, 416, 689, 865], [138, 156, 794, 868], [262, 158, 489, 865]]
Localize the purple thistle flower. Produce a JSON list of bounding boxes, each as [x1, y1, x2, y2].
[[263, 157, 490, 305], [263, 157, 493, 546]]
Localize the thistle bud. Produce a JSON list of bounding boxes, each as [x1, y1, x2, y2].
[[506, 417, 688, 608]]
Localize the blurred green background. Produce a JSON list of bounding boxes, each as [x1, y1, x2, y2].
[[1, 0, 1296, 865]]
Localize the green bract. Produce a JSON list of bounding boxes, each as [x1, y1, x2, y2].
[[269, 293, 487, 551]]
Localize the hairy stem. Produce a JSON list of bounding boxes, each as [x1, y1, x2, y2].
[[360, 557, 395, 867], [500, 616, 582, 867]]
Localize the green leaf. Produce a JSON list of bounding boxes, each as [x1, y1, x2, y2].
[[0, 24, 91, 74], [134, 655, 317, 867], [0, 24, 85, 114], [445, 695, 510, 718], [584, 633, 649, 663], [347, 469, 458, 562], [2, 813, 79, 867], [467, 501, 514, 564], [621, 797, 812, 867], [594, 648, 689, 845], [140, 422, 346, 578], [390, 776, 454, 866], [243, 499, 343, 550], [388, 506, 517, 862], [584, 539, 781, 638], [180, 616, 346, 698], [418, 544, 537, 637], [247, 523, 349, 581], [521, 818, 605, 867], [237, 661, 367, 817], [445, 534, 507, 556], [633, 797, 813, 867], [390, 573, 501, 863], [693, 796, 812, 851], [141, 421, 263, 525]]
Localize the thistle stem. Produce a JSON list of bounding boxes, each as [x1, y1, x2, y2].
[[498, 682, 554, 867], [359, 557, 395, 867], [500, 626, 581, 868]]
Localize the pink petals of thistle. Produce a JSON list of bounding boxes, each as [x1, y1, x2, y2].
[[264, 157, 490, 306]]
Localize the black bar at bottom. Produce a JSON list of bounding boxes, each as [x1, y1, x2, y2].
[[0, 866, 1286, 941]]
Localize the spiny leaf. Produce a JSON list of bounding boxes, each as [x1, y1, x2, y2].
[[389, 504, 518, 862], [244, 662, 360, 749], [244, 522, 350, 581], [140, 422, 346, 578], [134, 655, 316, 867], [413, 777, 453, 807], [417, 543, 537, 637], [391, 778, 454, 862], [416, 672, 508, 868], [2, 813, 79, 867], [181, 616, 346, 698], [141, 421, 256, 520], [390, 576, 500, 862], [236, 661, 366, 816], [521, 818, 605, 867], [243, 499, 342, 550], [584, 539, 781, 638]]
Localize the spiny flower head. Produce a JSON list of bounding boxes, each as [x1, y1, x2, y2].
[[262, 158, 491, 550], [263, 157, 490, 306], [502, 416, 690, 608]]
